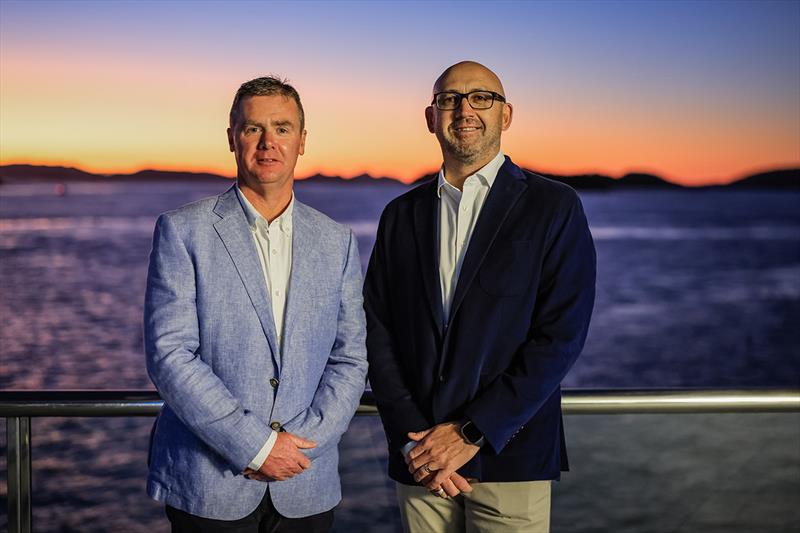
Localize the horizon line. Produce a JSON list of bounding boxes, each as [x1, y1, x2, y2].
[[2, 161, 799, 188]]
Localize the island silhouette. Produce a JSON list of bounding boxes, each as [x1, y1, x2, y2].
[[0, 164, 797, 190]]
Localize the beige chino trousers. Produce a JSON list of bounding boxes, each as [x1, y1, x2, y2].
[[396, 480, 551, 533]]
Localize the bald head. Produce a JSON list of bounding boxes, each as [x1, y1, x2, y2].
[[426, 60, 513, 181], [433, 61, 505, 97]]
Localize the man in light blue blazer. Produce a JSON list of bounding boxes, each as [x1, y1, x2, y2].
[[144, 76, 368, 532]]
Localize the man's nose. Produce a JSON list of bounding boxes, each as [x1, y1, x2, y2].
[[454, 96, 476, 118], [258, 130, 275, 150]]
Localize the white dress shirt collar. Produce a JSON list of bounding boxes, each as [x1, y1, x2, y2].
[[235, 185, 294, 232], [436, 151, 505, 198]]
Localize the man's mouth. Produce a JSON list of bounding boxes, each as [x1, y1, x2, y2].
[[256, 158, 281, 164], [452, 124, 482, 134]]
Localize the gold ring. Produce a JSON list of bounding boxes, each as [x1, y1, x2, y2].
[[423, 463, 434, 474], [433, 488, 446, 498]]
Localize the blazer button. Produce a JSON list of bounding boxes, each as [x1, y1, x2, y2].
[[438, 375, 445, 382], [270, 421, 282, 431], [269, 378, 279, 388]]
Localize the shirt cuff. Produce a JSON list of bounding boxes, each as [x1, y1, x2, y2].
[[401, 440, 417, 460], [248, 430, 278, 471]]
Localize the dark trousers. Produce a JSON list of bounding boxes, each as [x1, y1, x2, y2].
[[166, 489, 334, 533]]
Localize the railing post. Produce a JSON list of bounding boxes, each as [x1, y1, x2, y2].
[[7, 416, 32, 533]]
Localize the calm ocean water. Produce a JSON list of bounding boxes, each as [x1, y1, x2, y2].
[[1, 181, 798, 531]]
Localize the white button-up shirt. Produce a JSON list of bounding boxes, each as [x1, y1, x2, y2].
[[437, 151, 505, 323], [236, 185, 294, 470]]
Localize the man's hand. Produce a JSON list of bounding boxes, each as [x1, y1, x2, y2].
[[243, 432, 316, 482], [432, 472, 474, 498], [406, 422, 480, 492]]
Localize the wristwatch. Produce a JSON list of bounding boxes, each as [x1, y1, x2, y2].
[[459, 420, 485, 447]]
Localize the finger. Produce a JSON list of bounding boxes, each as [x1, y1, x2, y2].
[[414, 461, 437, 479], [298, 455, 312, 470], [429, 486, 448, 499], [407, 445, 427, 461], [288, 434, 317, 448], [424, 470, 452, 491], [418, 473, 435, 486], [441, 479, 460, 498], [407, 450, 432, 471], [413, 465, 435, 483], [408, 454, 432, 474], [407, 429, 431, 441], [449, 473, 473, 493]]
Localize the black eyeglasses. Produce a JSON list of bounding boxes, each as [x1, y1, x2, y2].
[[432, 90, 506, 110]]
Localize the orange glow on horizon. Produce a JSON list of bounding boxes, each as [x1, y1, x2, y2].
[[4, 153, 799, 187], [3, 46, 798, 186], [2, 1, 798, 188], [4, 45, 797, 187]]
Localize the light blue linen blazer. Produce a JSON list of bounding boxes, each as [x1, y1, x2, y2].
[[144, 185, 368, 520]]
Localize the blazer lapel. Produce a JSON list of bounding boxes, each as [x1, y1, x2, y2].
[[212, 187, 281, 370], [413, 180, 446, 334], [448, 158, 528, 321], [281, 202, 316, 368]]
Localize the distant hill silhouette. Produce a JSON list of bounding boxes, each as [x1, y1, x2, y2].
[[303, 172, 398, 185], [124, 169, 233, 182], [533, 172, 616, 190], [723, 169, 799, 189], [0, 164, 231, 183], [1, 163, 798, 190], [411, 169, 671, 190], [617, 172, 681, 188], [0, 164, 103, 182]]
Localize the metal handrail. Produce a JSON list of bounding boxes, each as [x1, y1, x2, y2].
[[3, 388, 799, 533], [2, 388, 799, 416]]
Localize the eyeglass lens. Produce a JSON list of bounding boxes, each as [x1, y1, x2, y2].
[[436, 91, 498, 110]]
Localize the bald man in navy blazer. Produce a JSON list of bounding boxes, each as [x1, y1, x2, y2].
[[364, 61, 596, 532]]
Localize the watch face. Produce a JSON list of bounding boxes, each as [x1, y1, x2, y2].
[[462, 422, 482, 444]]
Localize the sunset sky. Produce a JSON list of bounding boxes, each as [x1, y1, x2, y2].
[[1, 0, 798, 185]]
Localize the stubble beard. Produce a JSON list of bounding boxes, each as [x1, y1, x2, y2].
[[440, 117, 502, 166], [442, 132, 500, 167]]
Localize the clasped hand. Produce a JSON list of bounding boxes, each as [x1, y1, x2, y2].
[[243, 431, 316, 482], [405, 421, 479, 497]]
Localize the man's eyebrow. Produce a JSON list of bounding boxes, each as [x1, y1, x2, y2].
[[272, 120, 295, 128], [241, 120, 264, 127], [438, 87, 496, 93]]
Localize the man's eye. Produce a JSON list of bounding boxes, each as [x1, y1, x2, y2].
[[277, 127, 289, 134], [472, 94, 489, 102], [244, 126, 260, 134]]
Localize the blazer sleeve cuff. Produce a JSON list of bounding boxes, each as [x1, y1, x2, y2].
[[463, 403, 518, 454]]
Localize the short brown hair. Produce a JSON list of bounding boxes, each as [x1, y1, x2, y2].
[[229, 76, 305, 130]]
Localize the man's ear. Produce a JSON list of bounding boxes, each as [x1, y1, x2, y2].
[[299, 129, 307, 156], [227, 127, 235, 152], [425, 106, 436, 133], [501, 103, 513, 131]]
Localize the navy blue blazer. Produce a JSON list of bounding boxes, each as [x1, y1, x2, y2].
[[364, 157, 596, 484]]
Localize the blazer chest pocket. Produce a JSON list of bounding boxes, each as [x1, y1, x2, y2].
[[478, 240, 535, 296]]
